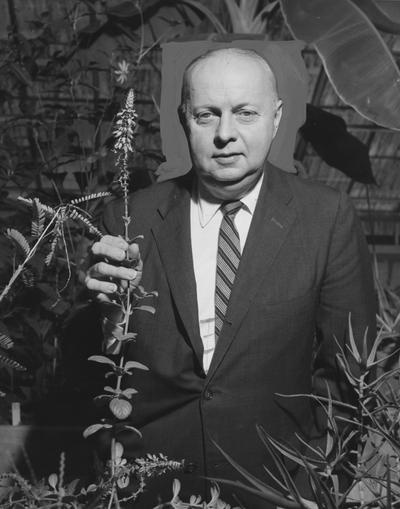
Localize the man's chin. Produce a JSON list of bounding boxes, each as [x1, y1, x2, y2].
[[199, 170, 262, 200]]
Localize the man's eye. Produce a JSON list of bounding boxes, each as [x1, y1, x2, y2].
[[196, 112, 215, 123], [237, 110, 257, 121]]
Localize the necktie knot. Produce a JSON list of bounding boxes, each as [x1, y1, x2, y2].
[[221, 200, 243, 217]]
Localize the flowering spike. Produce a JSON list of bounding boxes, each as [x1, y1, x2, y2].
[[113, 88, 137, 157]]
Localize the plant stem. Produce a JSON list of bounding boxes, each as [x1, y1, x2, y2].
[[0, 212, 59, 304]]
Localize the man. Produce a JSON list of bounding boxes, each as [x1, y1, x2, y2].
[[85, 48, 376, 508]]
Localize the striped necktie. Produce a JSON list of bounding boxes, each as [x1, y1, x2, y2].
[[215, 200, 243, 340]]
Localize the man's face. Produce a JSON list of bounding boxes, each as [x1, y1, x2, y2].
[[182, 52, 282, 200]]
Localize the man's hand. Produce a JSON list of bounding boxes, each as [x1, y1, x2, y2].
[[85, 235, 143, 302]]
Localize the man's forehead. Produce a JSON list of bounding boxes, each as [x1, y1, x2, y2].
[[190, 50, 273, 77], [187, 53, 276, 101]]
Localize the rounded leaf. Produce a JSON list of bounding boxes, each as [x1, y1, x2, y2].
[[48, 473, 58, 489], [109, 398, 132, 420]]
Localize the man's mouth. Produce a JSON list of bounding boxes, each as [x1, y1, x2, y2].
[[213, 153, 241, 164]]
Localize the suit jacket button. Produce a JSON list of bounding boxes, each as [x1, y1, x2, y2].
[[204, 389, 213, 400], [184, 462, 198, 473]]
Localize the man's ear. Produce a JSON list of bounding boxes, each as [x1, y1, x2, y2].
[[273, 99, 283, 138], [178, 105, 188, 135]]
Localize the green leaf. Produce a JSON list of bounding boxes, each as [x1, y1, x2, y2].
[[31, 198, 45, 238], [88, 355, 116, 367], [0, 332, 13, 350], [118, 425, 142, 438], [178, 0, 227, 33], [280, 0, 400, 130], [0, 352, 26, 371], [69, 192, 111, 205], [121, 388, 138, 398], [5, 228, 30, 257], [351, 0, 400, 34], [83, 423, 112, 438], [211, 440, 302, 508], [132, 304, 156, 314], [300, 105, 375, 184], [124, 360, 149, 371], [48, 473, 58, 490]]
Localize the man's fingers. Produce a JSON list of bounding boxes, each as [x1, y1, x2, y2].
[[85, 275, 117, 294], [92, 241, 126, 262], [91, 237, 141, 266], [85, 236, 142, 295], [89, 261, 138, 281]]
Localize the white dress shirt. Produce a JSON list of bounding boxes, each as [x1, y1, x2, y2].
[[190, 174, 264, 373]]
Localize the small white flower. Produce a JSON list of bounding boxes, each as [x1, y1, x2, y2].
[[114, 60, 130, 85]]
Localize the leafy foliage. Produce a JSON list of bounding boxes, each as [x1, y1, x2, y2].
[[212, 316, 400, 508], [0, 447, 185, 508]]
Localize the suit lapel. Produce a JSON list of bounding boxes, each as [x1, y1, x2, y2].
[[151, 175, 204, 366], [207, 164, 297, 379]]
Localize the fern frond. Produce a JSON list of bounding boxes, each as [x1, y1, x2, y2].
[[31, 197, 46, 238], [0, 333, 13, 350], [21, 267, 36, 287], [0, 351, 26, 371], [45, 228, 61, 266], [6, 228, 30, 257], [18, 196, 56, 217], [69, 192, 112, 205], [67, 208, 102, 237]]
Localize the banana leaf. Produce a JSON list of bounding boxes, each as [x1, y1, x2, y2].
[[280, 0, 400, 131], [352, 0, 400, 34]]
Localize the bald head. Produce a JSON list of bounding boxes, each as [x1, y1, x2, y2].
[[179, 48, 280, 120], [177, 47, 283, 200]]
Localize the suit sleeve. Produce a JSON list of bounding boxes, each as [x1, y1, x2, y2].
[[313, 191, 377, 418]]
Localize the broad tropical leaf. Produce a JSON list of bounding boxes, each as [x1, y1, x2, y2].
[[352, 0, 400, 34], [300, 105, 375, 184], [280, 0, 400, 130]]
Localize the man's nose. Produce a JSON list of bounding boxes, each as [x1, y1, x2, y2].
[[214, 113, 237, 145]]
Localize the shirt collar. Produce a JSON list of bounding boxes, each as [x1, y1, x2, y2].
[[194, 172, 264, 228]]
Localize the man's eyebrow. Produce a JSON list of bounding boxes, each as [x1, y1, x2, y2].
[[191, 105, 220, 112], [232, 103, 258, 111]]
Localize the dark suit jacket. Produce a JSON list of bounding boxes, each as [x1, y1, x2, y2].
[[100, 163, 376, 508]]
